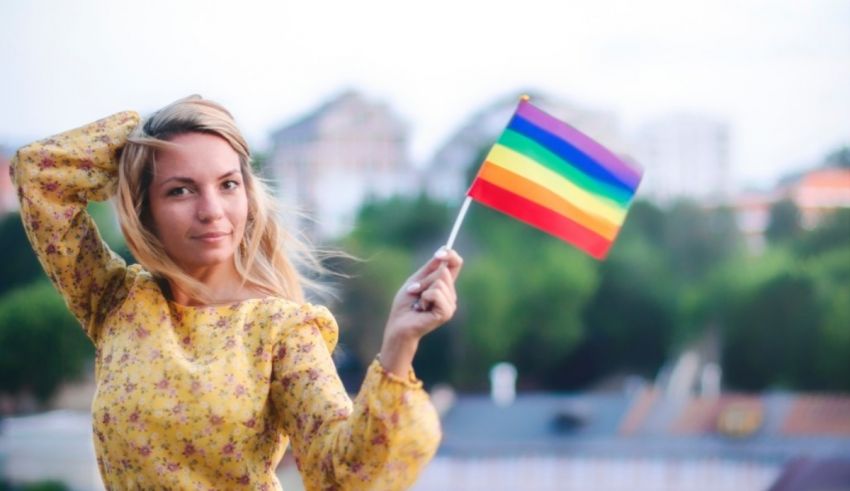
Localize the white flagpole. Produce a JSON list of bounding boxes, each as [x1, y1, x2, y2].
[[412, 197, 472, 311], [445, 196, 472, 250], [442, 95, 528, 250]]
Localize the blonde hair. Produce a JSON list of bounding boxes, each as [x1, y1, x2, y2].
[[116, 95, 323, 303]]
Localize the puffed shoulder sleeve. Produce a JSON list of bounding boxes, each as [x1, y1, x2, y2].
[[10, 111, 141, 344], [270, 303, 441, 491]]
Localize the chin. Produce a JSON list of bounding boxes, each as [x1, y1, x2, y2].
[[181, 251, 238, 270]]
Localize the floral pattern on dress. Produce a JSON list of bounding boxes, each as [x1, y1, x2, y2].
[[11, 112, 441, 491]]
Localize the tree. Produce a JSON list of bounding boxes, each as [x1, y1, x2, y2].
[[347, 194, 453, 252], [333, 246, 413, 369], [0, 281, 94, 406], [806, 248, 850, 390], [572, 240, 677, 387], [0, 479, 70, 491], [456, 204, 597, 390], [716, 242, 850, 392], [794, 208, 850, 257], [0, 213, 45, 295], [662, 200, 741, 284], [721, 267, 821, 390], [765, 198, 803, 244], [556, 201, 679, 388], [823, 146, 850, 169], [332, 194, 456, 387]]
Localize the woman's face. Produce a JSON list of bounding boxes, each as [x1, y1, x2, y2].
[[148, 132, 249, 274]]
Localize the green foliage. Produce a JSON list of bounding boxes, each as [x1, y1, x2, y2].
[[509, 242, 596, 387], [348, 194, 453, 251], [0, 201, 124, 404], [20, 482, 70, 491], [575, 238, 677, 384], [659, 200, 741, 284], [0, 281, 93, 403], [333, 194, 457, 385], [0, 213, 45, 295], [794, 208, 850, 257], [0, 480, 70, 491], [337, 191, 601, 390], [334, 246, 414, 365], [458, 224, 596, 389], [716, 223, 850, 391], [721, 266, 820, 390], [823, 146, 850, 168], [263, 143, 850, 393], [765, 198, 803, 244], [806, 248, 850, 390]]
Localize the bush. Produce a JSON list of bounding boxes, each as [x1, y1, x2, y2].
[[0, 281, 93, 404]]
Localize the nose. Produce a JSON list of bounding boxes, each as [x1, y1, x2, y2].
[[196, 190, 224, 222]]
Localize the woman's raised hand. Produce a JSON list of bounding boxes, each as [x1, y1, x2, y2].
[[378, 247, 463, 377]]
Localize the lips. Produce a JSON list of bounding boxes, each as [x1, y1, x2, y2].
[[191, 231, 231, 242]]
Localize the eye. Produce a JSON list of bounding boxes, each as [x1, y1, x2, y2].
[[166, 186, 191, 197], [222, 180, 240, 191]]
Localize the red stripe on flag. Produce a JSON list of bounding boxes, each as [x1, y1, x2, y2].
[[468, 178, 613, 259]]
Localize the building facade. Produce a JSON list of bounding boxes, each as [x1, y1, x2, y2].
[[268, 91, 417, 239], [634, 113, 731, 203], [732, 167, 850, 252]]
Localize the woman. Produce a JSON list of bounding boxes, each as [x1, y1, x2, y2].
[[11, 95, 462, 490]]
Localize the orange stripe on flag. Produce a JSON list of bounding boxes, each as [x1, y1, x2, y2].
[[478, 162, 620, 240], [468, 178, 613, 259]]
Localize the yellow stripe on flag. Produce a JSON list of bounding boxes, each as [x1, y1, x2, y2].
[[486, 144, 627, 224], [478, 163, 620, 240]]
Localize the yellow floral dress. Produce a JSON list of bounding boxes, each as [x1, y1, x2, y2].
[[10, 112, 441, 490]]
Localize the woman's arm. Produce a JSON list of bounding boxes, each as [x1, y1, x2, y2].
[[10, 111, 141, 343], [379, 247, 463, 376], [271, 304, 442, 491]]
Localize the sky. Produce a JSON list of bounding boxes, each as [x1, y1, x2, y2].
[[1, 0, 848, 188]]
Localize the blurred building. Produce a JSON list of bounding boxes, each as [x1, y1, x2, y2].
[[633, 113, 731, 203], [4, 373, 849, 490], [411, 361, 850, 491], [732, 167, 850, 252], [0, 149, 17, 215], [425, 91, 633, 204], [786, 167, 850, 227], [268, 91, 418, 239]]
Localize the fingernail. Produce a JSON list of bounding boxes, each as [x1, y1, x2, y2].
[[406, 282, 421, 293], [434, 247, 448, 259]]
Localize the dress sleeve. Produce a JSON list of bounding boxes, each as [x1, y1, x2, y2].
[[10, 111, 141, 344], [270, 304, 442, 491]]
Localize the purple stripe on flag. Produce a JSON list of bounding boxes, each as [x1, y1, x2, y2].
[[516, 100, 642, 189]]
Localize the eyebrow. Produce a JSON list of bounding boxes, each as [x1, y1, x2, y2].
[[158, 170, 241, 187]]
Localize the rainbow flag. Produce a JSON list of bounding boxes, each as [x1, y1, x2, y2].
[[467, 98, 643, 259]]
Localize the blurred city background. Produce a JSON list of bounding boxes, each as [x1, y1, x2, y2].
[[1, 1, 849, 490]]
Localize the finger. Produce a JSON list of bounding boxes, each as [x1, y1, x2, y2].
[[410, 262, 456, 300], [435, 267, 457, 303], [419, 286, 456, 320], [405, 280, 424, 296], [423, 276, 457, 309], [417, 277, 454, 308], [410, 247, 462, 282], [438, 249, 464, 281], [410, 253, 445, 283], [405, 264, 441, 296]]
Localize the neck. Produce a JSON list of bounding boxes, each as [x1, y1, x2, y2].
[[168, 261, 261, 306]]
